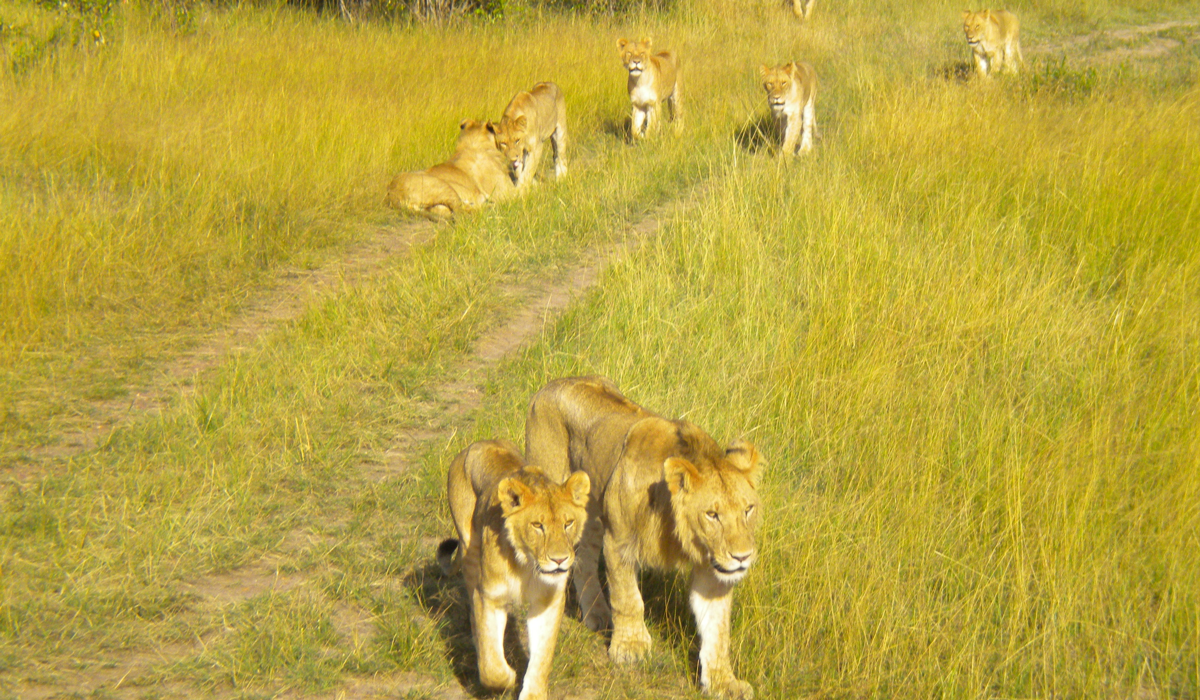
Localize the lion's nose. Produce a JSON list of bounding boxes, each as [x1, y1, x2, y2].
[[731, 552, 753, 564], [550, 556, 569, 566]]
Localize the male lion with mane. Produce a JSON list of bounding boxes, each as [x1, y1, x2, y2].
[[962, 9, 1023, 76], [525, 377, 763, 700], [488, 81, 568, 190], [618, 37, 681, 140], [386, 119, 515, 219], [438, 439, 590, 700]]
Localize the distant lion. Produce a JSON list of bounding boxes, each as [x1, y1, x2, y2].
[[526, 377, 763, 699], [760, 61, 818, 156], [618, 37, 681, 140], [488, 82, 568, 189], [962, 9, 1023, 76], [386, 119, 515, 219], [438, 439, 590, 700], [790, 0, 815, 19]]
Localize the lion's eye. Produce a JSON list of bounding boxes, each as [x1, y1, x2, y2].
[[564, 520, 575, 530], [745, 505, 755, 518], [532, 522, 544, 532], [706, 511, 719, 521]]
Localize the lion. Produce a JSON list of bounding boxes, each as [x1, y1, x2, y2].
[[525, 377, 763, 700], [962, 9, 1023, 77], [386, 119, 516, 220], [618, 38, 681, 140], [760, 62, 818, 157], [790, 0, 815, 19], [437, 439, 591, 700], [488, 82, 568, 190]]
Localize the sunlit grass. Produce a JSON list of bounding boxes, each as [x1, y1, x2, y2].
[[2, 0, 1198, 696]]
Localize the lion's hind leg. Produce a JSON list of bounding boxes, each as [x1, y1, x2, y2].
[[551, 124, 567, 178], [799, 97, 816, 153], [572, 505, 611, 632]]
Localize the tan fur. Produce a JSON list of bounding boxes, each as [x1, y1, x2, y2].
[[790, 0, 815, 19], [488, 82, 568, 189], [617, 38, 681, 140], [386, 119, 515, 220], [439, 439, 590, 700], [760, 62, 818, 157], [962, 9, 1023, 76], [526, 377, 763, 700]]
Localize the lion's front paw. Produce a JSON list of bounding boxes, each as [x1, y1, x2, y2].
[[706, 677, 754, 700], [608, 624, 652, 664], [478, 663, 517, 692]]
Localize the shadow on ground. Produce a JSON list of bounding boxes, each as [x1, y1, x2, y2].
[[405, 559, 529, 698], [734, 114, 776, 153], [931, 59, 975, 82]]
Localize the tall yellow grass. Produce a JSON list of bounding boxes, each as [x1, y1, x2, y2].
[[2, 0, 1197, 696]]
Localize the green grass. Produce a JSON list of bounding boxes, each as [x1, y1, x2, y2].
[[2, 0, 1198, 696]]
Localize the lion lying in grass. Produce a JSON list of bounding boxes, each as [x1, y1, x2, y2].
[[386, 119, 515, 219]]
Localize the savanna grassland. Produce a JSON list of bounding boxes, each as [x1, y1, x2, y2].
[[2, 0, 1199, 696]]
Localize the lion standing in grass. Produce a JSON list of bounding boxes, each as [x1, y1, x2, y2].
[[760, 62, 818, 156], [488, 82, 568, 190], [438, 439, 590, 700], [790, 0, 815, 20], [386, 119, 515, 219], [962, 9, 1023, 76], [526, 377, 763, 700], [618, 37, 681, 140]]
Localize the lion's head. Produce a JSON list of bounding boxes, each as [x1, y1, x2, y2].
[[618, 38, 654, 77], [486, 117, 530, 185], [497, 467, 591, 581], [456, 118, 496, 153], [760, 64, 800, 115], [962, 10, 995, 47], [663, 438, 763, 585]]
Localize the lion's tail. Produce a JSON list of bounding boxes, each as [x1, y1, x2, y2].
[[437, 538, 461, 577]]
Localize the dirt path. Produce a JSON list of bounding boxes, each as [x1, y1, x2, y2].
[[1029, 17, 1200, 62], [17, 219, 436, 468]]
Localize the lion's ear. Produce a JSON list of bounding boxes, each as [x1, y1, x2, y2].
[[486, 121, 497, 136], [497, 477, 535, 517], [618, 37, 629, 50], [726, 440, 763, 487], [563, 472, 591, 507], [664, 457, 701, 495], [759, 64, 769, 78], [459, 119, 473, 130], [514, 115, 528, 131]]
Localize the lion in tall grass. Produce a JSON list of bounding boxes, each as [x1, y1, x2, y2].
[[618, 37, 681, 140], [525, 376, 763, 699], [488, 82, 568, 189], [963, 9, 1023, 76], [761, 61, 818, 156]]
